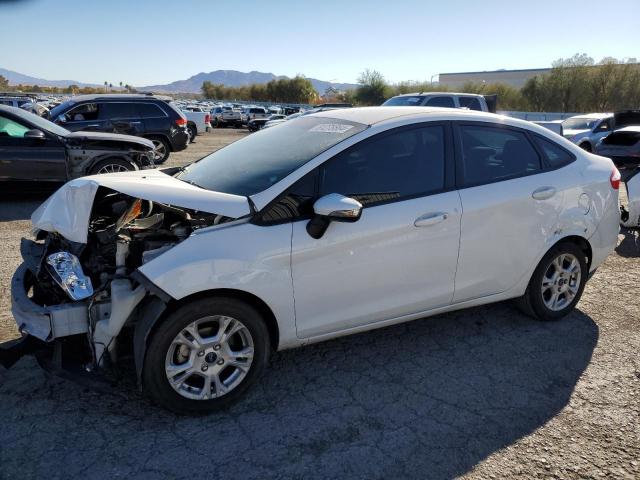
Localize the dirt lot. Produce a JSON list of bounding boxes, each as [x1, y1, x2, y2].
[[0, 129, 638, 479]]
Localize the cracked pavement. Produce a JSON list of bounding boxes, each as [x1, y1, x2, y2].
[[1, 130, 639, 479]]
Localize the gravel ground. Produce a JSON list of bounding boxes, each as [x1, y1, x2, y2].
[[0, 129, 638, 479]]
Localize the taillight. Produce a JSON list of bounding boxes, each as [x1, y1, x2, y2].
[[610, 168, 621, 190], [205, 114, 210, 123], [175, 117, 187, 126]]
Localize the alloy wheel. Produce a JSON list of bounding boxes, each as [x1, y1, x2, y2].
[[541, 253, 582, 311], [164, 315, 255, 400], [97, 163, 131, 174]]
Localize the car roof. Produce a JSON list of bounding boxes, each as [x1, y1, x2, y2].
[[309, 106, 515, 126], [63, 94, 172, 103], [566, 113, 612, 120], [391, 92, 484, 98]]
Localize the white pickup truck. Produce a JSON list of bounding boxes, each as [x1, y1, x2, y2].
[[178, 105, 211, 141]]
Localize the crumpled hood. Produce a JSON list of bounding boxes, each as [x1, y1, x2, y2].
[[65, 131, 155, 149], [31, 169, 251, 243]]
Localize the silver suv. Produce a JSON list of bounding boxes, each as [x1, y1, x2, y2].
[[383, 92, 493, 112]]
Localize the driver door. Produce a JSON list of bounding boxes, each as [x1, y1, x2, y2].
[[290, 123, 461, 339], [0, 113, 67, 182]]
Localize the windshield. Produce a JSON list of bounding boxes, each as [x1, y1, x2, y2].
[[177, 116, 367, 196], [562, 117, 601, 131], [382, 96, 424, 106], [11, 107, 70, 136]]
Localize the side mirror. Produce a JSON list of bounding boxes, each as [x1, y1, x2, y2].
[[24, 129, 46, 140], [57, 114, 67, 124], [306, 193, 363, 239]]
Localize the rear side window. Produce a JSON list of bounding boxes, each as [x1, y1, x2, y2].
[[458, 97, 483, 111], [137, 103, 166, 118], [320, 125, 446, 206], [425, 96, 455, 108], [100, 102, 138, 119], [533, 136, 575, 169], [458, 125, 541, 186]]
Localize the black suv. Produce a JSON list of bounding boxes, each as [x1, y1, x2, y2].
[[48, 94, 189, 163]]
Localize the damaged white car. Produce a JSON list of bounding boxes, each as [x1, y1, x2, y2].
[[6, 108, 621, 414]]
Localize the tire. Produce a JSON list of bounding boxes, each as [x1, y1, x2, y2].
[[143, 297, 271, 414], [187, 124, 197, 142], [89, 157, 136, 175], [579, 142, 592, 152], [517, 242, 588, 321], [149, 137, 171, 164]]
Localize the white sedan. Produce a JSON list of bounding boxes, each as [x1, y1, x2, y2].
[[11, 107, 620, 413]]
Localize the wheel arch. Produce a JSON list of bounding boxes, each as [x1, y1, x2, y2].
[[142, 133, 173, 151], [551, 235, 593, 270]]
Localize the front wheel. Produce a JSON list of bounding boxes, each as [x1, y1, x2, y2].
[[143, 297, 270, 414], [517, 242, 588, 321], [89, 157, 136, 175], [149, 137, 171, 163]]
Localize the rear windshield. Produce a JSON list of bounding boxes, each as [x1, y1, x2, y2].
[[382, 96, 424, 106], [562, 117, 600, 131], [176, 116, 367, 196]]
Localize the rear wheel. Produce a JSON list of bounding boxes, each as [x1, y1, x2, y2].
[[149, 137, 171, 163], [517, 242, 588, 321], [89, 158, 136, 175], [187, 124, 197, 142], [579, 142, 592, 152], [143, 297, 270, 414]]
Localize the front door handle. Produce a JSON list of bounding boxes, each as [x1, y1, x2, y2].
[[532, 186, 557, 200], [414, 212, 448, 227]]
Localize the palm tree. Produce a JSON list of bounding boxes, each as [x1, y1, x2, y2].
[[104, 81, 108, 92]]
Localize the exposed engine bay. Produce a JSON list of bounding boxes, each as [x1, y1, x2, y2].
[[12, 187, 232, 372]]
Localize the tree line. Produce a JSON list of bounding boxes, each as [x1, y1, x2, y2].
[[350, 55, 640, 112], [202, 76, 318, 104], [0, 75, 136, 95]]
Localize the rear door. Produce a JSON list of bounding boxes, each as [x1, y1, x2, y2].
[[290, 123, 462, 338], [452, 122, 564, 302], [99, 102, 144, 136], [0, 113, 67, 181]]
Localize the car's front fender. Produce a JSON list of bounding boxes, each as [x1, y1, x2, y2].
[[137, 221, 300, 350]]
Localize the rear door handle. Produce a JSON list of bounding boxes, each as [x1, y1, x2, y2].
[[414, 212, 448, 227], [532, 186, 557, 200]]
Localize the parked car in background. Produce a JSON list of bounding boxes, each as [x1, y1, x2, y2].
[[0, 93, 46, 115], [382, 93, 494, 112], [248, 114, 286, 131], [241, 107, 269, 125], [11, 107, 619, 414], [562, 113, 613, 151], [212, 106, 242, 127], [0, 105, 154, 181], [48, 94, 189, 163], [178, 105, 211, 142], [263, 112, 303, 129], [595, 126, 640, 168], [620, 168, 640, 228]]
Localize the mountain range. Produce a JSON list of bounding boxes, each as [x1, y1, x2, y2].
[[0, 67, 358, 94]]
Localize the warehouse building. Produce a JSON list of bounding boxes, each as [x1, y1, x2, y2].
[[438, 67, 551, 89]]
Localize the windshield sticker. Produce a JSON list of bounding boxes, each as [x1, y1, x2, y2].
[[309, 124, 354, 134]]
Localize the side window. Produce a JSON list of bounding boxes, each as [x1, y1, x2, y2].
[[137, 103, 166, 118], [458, 125, 541, 186], [319, 125, 446, 206], [100, 102, 138, 119], [67, 103, 99, 121], [425, 96, 455, 108], [0, 115, 30, 138], [259, 170, 317, 223], [458, 97, 483, 111], [594, 120, 611, 132], [533, 135, 575, 169]]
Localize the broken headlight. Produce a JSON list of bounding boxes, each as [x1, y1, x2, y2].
[[46, 252, 94, 301]]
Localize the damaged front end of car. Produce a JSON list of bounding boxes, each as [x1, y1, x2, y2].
[[6, 185, 235, 381]]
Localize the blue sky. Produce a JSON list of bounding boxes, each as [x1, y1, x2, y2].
[[1, 0, 638, 86]]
